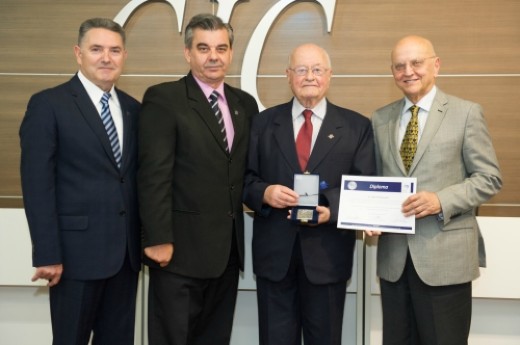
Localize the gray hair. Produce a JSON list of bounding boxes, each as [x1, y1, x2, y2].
[[78, 18, 126, 46], [184, 14, 234, 49]]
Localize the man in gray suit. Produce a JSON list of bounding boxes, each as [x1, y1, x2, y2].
[[370, 35, 502, 345]]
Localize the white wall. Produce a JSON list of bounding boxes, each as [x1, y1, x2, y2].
[[0, 210, 362, 345], [364, 217, 520, 345], [1, 210, 519, 344]]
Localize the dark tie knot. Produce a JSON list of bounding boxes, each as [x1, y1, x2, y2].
[[410, 105, 419, 117], [101, 92, 111, 105], [210, 91, 219, 103]]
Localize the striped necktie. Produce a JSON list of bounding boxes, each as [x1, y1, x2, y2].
[[100, 92, 122, 168], [209, 91, 229, 151]]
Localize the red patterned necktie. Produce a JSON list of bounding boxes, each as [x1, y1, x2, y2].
[[295, 109, 313, 171]]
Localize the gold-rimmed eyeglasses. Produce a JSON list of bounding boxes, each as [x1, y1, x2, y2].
[[392, 56, 437, 73]]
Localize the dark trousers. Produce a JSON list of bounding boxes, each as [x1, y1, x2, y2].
[[380, 253, 472, 345], [256, 238, 347, 345], [147, 236, 240, 345], [49, 254, 139, 345]]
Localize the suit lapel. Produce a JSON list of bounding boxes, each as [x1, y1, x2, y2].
[[69, 75, 120, 170], [388, 100, 407, 175], [116, 88, 134, 173], [224, 85, 247, 156], [409, 90, 448, 174], [306, 102, 342, 172], [272, 102, 301, 172], [185, 74, 229, 155]]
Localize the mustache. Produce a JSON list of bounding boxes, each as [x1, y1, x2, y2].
[[205, 62, 223, 68]]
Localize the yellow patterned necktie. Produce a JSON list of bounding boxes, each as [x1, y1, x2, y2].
[[400, 105, 420, 172]]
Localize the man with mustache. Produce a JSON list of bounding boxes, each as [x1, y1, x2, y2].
[[138, 13, 259, 345]]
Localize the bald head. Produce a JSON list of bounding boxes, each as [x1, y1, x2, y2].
[[288, 43, 332, 69], [390, 35, 440, 103], [391, 35, 436, 62], [286, 43, 332, 109]]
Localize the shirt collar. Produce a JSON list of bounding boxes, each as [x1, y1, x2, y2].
[[403, 85, 437, 113], [291, 97, 327, 121], [77, 70, 115, 104], [193, 74, 225, 100]]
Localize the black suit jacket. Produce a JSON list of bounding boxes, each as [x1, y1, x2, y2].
[[138, 72, 259, 278], [20, 74, 141, 280], [243, 100, 376, 284]]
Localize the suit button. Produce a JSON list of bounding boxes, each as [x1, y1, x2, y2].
[[230, 185, 235, 190], [119, 210, 126, 216], [120, 178, 125, 183], [227, 211, 234, 218]]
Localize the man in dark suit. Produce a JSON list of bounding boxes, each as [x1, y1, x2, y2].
[[19, 18, 141, 344], [137, 14, 259, 345], [243, 43, 376, 345], [369, 35, 502, 345]]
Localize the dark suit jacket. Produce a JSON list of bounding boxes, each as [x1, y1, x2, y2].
[[243, 100, 376, 284], [20, 74, 141, 280], [138, 72, 259, 279]]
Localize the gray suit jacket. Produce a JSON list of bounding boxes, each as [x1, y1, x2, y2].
[[371, 88, 502, 286]]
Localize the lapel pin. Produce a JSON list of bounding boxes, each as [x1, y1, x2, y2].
[[328, 134, 334, 139], [234, 110, 239, 116], [319, 180, 329, 190]]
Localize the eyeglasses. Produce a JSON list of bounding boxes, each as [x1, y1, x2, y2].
[[392, 56, 437, 73], [288, 66, 329, 77]]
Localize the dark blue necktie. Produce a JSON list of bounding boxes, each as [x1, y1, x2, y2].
[[100, 92, 122, 168]]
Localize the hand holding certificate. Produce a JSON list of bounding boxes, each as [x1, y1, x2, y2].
[[337, 175, 417, 234]]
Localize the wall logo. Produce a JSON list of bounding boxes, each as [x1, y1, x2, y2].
[[114, 0, 337, 110]]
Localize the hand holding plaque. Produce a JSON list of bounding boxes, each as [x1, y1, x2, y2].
[[291, 174, 319, 224]]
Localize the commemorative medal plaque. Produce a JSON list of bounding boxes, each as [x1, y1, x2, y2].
[[291, 173, 319, 224]]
